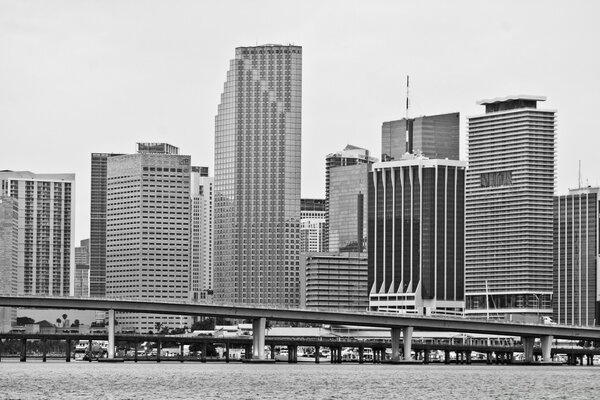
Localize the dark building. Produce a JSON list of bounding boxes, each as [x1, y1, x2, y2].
[[368, 156, 466, 315], [553, 187, 600, 326], [90, 153, 122, 297], [381, 112, 460, 161]]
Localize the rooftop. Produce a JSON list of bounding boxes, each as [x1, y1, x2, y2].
[[477, 95, 546, 105]]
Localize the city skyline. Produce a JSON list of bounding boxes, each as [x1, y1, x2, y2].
[[2, 2, 599, 243]]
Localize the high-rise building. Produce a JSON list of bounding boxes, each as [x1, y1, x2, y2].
[[106, 143, 191, 332], [554, 187, 600, 326], [381, 112, 460, 161], [368, 155, 466, 315], [74, 239, 90, 297], [0, 172, 74, 297], [325, 145, 377, 252], [300, 252, 368, 311], [300, 199, 325, 253], [214, 44, 302, 306], [465, 95, 556, 318], [190, 166, 213, 302], [0, 196, 17, 332], [90, 153, 123, 297]]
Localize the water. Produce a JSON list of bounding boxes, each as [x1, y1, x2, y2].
[[0, 361, 596, 399]]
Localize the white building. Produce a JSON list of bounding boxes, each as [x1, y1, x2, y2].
[[190, 166, 213, 302]]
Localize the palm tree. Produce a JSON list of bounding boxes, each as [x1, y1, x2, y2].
[[55, 318, 62, 327]]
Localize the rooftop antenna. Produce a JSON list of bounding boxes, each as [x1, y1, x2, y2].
[[578, 160, 581, 189], [405, 75, 410, 152]]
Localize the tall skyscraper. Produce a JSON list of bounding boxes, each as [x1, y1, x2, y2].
[[0, 171, 75, 297], [214, 44, 302, 306], [465, 95, 556, 318], [74, 239, 90, 297], [0, 196, 17, 331], [90, 153, 122, 297], [381, 112, 460, 161], [190, 166, 213, 302], [106, 143, 191, 332], [368, 156, 466, 315], [325, 145, 377, 252], [554, 187, 600, 326], [300, 199, 326, 253]]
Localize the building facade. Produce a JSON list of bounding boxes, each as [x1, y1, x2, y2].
[[553, 188, 600, 326], [214, 44, 302, 306], [300, 199, 325, 253], [0, 196, 17, 331], [190, 166, 213, 302], [381, 112, 460, 161], [300, 252, 368, 311], [325, 145, 377, 252], [368, 156, 466, 315], [0, 171, 75, 297], [105, 143, 191, 332], [90, 153, 122, 297], [465, 95, 556, 318], [74, 239, 90, 297]]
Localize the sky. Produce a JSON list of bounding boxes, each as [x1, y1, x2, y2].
[[1, 0, 599, 243]]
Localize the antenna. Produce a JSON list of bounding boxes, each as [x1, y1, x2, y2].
[[405, 75, 410, 153], [578, 160, 581, 189]]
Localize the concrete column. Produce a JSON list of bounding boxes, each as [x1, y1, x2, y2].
[[423, 349, 430, 364], [66, 339, 71, 362], [522, 337, 534, 363], [156, 341, 161, 363], [466, 351, 472, 365], [180, 342, 185, 363], [134, 342, 138, 363], [225, 342, 230, 363], [201, 342, 207, 362], [42, 338, 47, 362], [358, 347, 364, 364], [444, 350, 450, 364], [391, 327, 401, 362], [402, 326, 413, 361], [252, 317, 266, 360], [541, 335, 553, 363], [314, 346, 320, 364], [88, 340, 93, 362], [20, 338, 26, 362], [107, 309, 115, 359], [338, 347, 343, 363], [486, 352, 492, 365], [270, 345, 276, 360]]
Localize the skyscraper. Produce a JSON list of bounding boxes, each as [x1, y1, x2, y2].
[[190, 166, 213, 302], [368, 155, 466, 315], [465, 95, 556, 318], [0, 196, 17, 331], [214, 44, 302, 306], [381, 112, 460, 161], [0, 171, 75, 297], [325, 145, 377, 252], [90, 153, 122, 297], [74, 239, 90, 297], [105, 143, 191, 332], [300, 199, 325, 253], [554, 187, 600, 326]]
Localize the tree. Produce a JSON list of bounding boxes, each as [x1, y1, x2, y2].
[[62, 314, 68, 321], [17, 317, 35, 326], [189, 342, 218, 357], [191, 318, 216, 331], [55, 318, 62, 327], [71, 319, 80, 328]]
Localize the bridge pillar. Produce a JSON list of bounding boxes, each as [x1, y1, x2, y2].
[[66, 339, 71, 362], [466, 351, 472, 365], [225, 342, 230, 363], [180, 342, 185, 363], [201, 342, 207, 362], [358, 346, 364, 364], [521, 336, 534, 363], [444, 350, 450, 364], [486, 352, 492, 365], [270, 344, 276, 360], [42, 338, 47, 362], [156, 341, 161, 363], [390, 327, 402, 362], [590, 355, 594, 366], [20, 338, 26, 362], [338, 346, 343, 363], [107, 309, 115, 359], [252, 317, 266, 360], [402, 326, 413, 361], [314, 345, 320, 364], [88, 339, 93, 362], [423, 349, 430, 364], [541, 335, 553, 363], [134, 342, 138, 363]]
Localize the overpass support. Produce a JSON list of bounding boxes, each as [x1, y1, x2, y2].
[[522, 336, 535, 363], [541, 335, 553, 363], [252, 317, 266, 359], [391, 327, 401, 362], [107, 309, 115, 359], [403, 326, 413, 361]]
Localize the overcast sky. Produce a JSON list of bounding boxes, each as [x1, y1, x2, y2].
[[1, 0, 599, 242]]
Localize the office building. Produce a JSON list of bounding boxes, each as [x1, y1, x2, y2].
[[554, 187, 600, 326], [90, 153, 123, 297], [325, 145, 377, 252], [381, 112, 460, 161], [214, 44, 302, 306], [300, 252, 368, 311], [74, 239, 90, 297], [190, 166, 213, 302], [300, 199, 325, 253], [0, 171, 75, 297], [465, 95, 556, 318], [106, 143, 191, 332], [368, 155, 466, 315]]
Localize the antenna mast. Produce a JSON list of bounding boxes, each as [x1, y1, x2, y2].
[[579, 160, 581, 189], [405, 75, 410, 153]]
